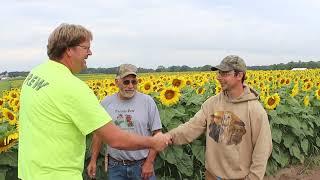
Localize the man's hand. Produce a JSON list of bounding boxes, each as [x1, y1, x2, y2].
[[141, 161, 154, 180], [87, 160, 97, 179], [151, 132, 172, 151]]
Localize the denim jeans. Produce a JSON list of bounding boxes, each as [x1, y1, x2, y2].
[[108, 157, 156, 180]]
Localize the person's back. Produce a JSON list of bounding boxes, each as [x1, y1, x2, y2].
[[19, 60, 109, 180]]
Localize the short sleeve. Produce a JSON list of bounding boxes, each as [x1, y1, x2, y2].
[[65, 82, 112, 135], [147, 96, 162, 132]]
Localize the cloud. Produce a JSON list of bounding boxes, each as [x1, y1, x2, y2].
[[0, 0, 319, 72]]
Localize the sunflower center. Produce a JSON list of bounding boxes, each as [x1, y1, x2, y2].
[[0, 100, 3, 106], [198, 87, 203, 93], [11, 93, 17, 98], [7, 112, 14, 120], [317, 90, 320, 96], [144, 84, 151, 90], [164, 90, 175, 100], [267, 97, 276, 106], [172, 79, 181, 87], [186, 80, 191, 85]]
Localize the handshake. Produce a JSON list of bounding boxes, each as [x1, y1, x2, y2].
[[150, 132, 173, 152]]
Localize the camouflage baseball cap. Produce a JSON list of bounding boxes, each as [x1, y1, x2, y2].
[[211, 55, 247, 72], [116, 64, 138, 78]]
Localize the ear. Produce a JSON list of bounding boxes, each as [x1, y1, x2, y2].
[[115, 78, 120, 87], [237, 72, 244, 80], [66, 47, 73, 57]]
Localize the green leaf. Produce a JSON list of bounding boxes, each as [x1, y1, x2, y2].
[[301, 139, 309, 155], [275, 104, 291, 115], [191, 141, 205, 165], [286, 97, 301, 107], [283, 134, 295, 148], [266, 159, 279, 176], [159, 108, 176, 127], [173, 107, 187, 118], [291, 144, 304, 163], [286, 116, 301, 130], [0, 152, 18, 167], [162, 146, 183, 164], [0, 168, 8, 180], [316, 137, 320, 147], [0, 123, 9, 136], [291, 128, 305, 137], [269, 113, 288, 126], [272, 149, 290, 168], [166, 119, 182, 131], [175, 154, 194, 177], [185, 94, 204, 106], [271, 128, 282, 144]]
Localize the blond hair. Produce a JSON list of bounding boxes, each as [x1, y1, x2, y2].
[[47, 23, 93, 61]]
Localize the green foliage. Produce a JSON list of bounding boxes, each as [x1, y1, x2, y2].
[[267, 93, 320, 175]]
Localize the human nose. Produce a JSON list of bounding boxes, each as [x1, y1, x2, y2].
[[88, 48, 92, 55]]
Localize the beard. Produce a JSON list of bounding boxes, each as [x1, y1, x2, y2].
[[119, 90, 136, 99]]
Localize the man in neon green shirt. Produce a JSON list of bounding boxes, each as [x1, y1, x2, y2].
[[18, 23, 171, 180]]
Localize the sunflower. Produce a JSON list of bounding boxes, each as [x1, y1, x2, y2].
[[285, 78, 291, 85], [0, 98, 4, 108], [196, 87, 206, 95], [315, 89, 320, 100], [9, 91, 19, 99], [171, 78, 186, 89], [264, 93, 281, 110], [185, 79, 192, 86], [290, 84, 299, 97], [2, 108, 17, 125], [159, 87, 181, 106], [0, 132, 18, 153], [279, 78, 286, 86], [140, 81, 153, 94], [302, 82, 313, 92], [303, 95, 310, 106]]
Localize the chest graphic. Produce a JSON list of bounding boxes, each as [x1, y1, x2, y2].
[[209, 111, 246, 145]]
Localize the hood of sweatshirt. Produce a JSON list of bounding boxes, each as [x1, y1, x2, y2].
[[224, 84, 259, 103]]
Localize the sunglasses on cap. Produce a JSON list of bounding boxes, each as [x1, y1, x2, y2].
[[122, 79, 138, 85]]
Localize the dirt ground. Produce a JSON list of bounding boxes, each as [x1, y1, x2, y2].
[[264, 166, 320, 180]]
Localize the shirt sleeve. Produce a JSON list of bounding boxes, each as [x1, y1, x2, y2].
[[147, 96, 162, 132], [168, 103, 207, 145], [65, 82, 112, 135]]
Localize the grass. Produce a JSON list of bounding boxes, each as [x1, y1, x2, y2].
[[0, 74, 116, 92], [0, 80, 11, 93]]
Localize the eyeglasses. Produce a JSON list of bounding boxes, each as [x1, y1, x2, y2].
[[76, 45, 91, 52], [122, 79, 138, 85], [216, 71, 235, 77]]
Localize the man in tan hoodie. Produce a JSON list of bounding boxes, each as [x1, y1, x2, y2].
[[168, 55, 272, 180]]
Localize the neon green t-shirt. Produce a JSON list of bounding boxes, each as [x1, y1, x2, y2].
[[18, 60, 111, 180]]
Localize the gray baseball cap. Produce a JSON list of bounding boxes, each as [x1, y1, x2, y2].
[[116, 64, 138, 78], [211, 55, 247, 72]]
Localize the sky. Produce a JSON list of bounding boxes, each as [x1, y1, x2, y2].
[[1, 0, 320, 72]]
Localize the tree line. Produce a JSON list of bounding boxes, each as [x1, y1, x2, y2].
[[2, 60, 320, 77]]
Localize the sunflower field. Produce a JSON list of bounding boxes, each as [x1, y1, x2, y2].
[[1, 69, 320, 179]]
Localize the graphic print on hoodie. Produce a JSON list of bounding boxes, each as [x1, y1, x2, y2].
[[209, 111, 246, 145]]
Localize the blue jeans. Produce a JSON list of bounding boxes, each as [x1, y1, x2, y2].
[[108, 157, 156, 180]]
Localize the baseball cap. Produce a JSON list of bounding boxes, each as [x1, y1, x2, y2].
[[211, 55, 247, 72], [116, 64, 138, 78]]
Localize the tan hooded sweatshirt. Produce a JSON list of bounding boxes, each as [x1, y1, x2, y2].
[[169, 85, 272, 180]]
